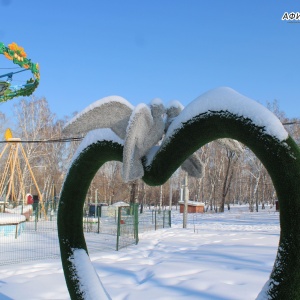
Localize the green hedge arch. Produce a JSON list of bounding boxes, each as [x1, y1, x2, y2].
[[58, 140, 122, 300], [58, 109, 300, 300]]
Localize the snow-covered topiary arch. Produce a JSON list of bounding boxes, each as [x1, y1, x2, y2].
[[58, 87, 300, 299]]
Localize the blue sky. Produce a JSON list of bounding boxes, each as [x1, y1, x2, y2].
[[0, 0, 299, 121]]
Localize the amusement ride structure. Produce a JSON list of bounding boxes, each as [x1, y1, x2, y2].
[[0, 128, 46, 216], [0, 42, 40, 103], [0, 42, 43, 215]]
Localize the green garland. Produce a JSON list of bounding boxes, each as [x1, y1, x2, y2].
[[0, 42, 40, 102], [58, 110, 300, 299]]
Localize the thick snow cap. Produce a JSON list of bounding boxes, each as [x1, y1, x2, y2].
[[165, 87, 288, 143]]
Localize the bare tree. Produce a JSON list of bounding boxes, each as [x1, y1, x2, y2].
[[12, 96, 74, 203], [219, 148, 238, 212]]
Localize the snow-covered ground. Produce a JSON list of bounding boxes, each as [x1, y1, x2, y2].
[[0, 205, 279, 300]]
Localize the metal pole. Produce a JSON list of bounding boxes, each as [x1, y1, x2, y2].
[[116, 207, 121, 251], [95, 189, 98, 218], [0, 68, 29, 79], [169, 178, 173, 210], [183, 173, 189, 229], [159, 185, 163, 211], [97, 206, 100, 234], [35, 206, 38, 231], [134, 204, 139, 245]]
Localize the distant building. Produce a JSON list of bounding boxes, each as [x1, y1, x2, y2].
[[178, 200, 205, 213]]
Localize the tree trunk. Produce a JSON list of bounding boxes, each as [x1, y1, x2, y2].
[[219, 150, 236, 212], [129, 180, 138, 204]]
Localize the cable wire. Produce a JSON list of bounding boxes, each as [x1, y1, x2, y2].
[[0, 136, 83, 143]]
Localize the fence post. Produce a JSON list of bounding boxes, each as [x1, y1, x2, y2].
[[97, 206, 100, 234], [116, 206, 121, 251], [168, 210, 171, 227], [15, 223, 18, 239], [35, 206, 38, 231], [134, 204, 139, 245], [155, 210, 157, 230]]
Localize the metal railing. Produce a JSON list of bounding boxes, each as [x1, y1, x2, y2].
[[139, 209, 171, 232], [0, 203, 171, 265]]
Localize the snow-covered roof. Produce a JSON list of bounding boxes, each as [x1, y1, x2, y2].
[[178, 201, 205, 206], [0, 213, 26, 224], [112, 201, 130, 207], [5, 205, 32, 214]]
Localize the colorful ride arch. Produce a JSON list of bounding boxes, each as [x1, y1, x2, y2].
[[0, 42, 40, 102], [58, 87, 300, 299]]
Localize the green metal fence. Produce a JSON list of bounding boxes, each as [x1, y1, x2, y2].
[[0, 203, 170, 265], [116, 204, 139, 251], [0, 204, 60, 265], [139, 209, 171, 232], [83, 204, 139, 252]]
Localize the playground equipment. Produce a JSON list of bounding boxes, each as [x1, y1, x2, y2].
[[0, 129, 46, 217], [0, 42, 40, 102], [58, 87, 300, 299], [0, 212, 26, 238]]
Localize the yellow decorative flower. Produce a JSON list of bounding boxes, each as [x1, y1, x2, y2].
[[4, 52, 12, 60], [20, 50, 26, 58], [8, 42, 18, 51], [0, 41, 40, 101], [8, 42, 27, 59]]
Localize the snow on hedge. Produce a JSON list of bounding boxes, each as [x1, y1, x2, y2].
[[164, 87, 288, 143], [69, 249, 111, 300], [71, 128, 123, 166]]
